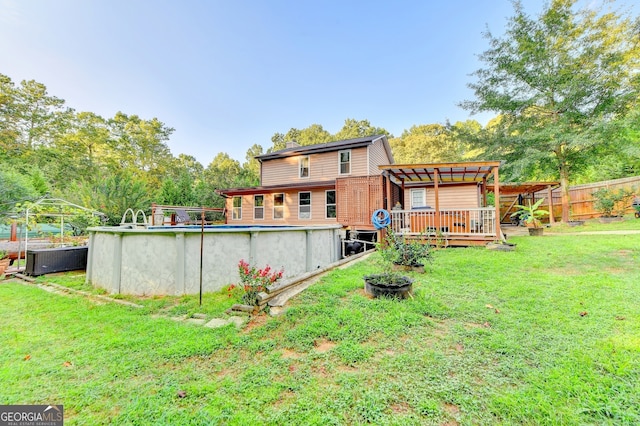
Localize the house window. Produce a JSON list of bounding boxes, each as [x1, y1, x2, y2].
[[254, 195, 264, 220], [232, 196, 242, 220], [299, 192, 311, 219], [410, 189, 426, 208], [273, 193, 284, 219], [326, 190, 336, 218], [299, 156, 310, 178], [339, 150, 351, 175]]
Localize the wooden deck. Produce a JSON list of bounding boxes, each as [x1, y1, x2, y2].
[[389, 207, 500, 246]]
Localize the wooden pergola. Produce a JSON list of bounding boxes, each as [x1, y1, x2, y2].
[[379, 161, 504, 244], [495, 182, 560, 224]]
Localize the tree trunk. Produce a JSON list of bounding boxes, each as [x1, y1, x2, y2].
[[559, 161, 570, 223]]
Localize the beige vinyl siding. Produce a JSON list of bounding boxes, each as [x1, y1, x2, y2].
[[347, 147, 369, 177], [367, 138, 392, 174], [403, 184, 479, 209], [225, 190, 339, 226], [260, 147, 371, 186]]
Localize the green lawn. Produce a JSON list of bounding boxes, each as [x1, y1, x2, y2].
[[1, 231, 639, 425]]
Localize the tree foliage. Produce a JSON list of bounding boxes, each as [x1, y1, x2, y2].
[[390, 121, 480, 164], [269, 119, 391, 153], [462, 0, 640, 221]]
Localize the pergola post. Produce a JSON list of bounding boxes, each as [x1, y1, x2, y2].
[[385, 174, 392, 210], [493, 167, 501, 240], [547, 185, 555, 224], [482, 177, 487, 206]]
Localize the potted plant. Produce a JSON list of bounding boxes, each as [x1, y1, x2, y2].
[[363, 228, 432, 299], [592, 187, 635, 223], [510, 198, 549, 236], [363, 272, 414, 299], [378, 227, 432, 272], [0, 250, 10, 276]]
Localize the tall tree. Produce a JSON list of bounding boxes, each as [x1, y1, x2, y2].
[[243, 143, 263, 183], [201, 153, 244, 208], [269, 124, 333, 152], [462, 0, 640, 221], [13, 78, 72, 149], [334, 118, 390, 141], [54, 111, 112, 183], [73, 171, 151, 225], [108, 112, 175, 187], [390, 123, 475, 164]]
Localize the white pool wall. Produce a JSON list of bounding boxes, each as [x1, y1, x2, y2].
[[86, 225, 343, 296]]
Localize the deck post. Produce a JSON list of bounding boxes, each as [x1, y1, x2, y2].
[[493, 167, 501, 241], [547, 185, 555, 224], [434, 168, 440, 231]]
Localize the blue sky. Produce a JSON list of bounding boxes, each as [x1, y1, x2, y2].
[[0, 0, 631, 166]]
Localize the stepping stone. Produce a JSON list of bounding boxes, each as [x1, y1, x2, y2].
[[170, 315, 188, 322], [185, 318, 207, 325], [204, 318, 232, 329], [192, 313, 207, 319], [269, 306, 285, 316], [228, 316, 247, 327]]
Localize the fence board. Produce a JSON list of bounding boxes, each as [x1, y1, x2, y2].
[[499, 176, 640, 221]]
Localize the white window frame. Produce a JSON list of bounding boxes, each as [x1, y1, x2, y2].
[[338, 149, 351, 175], [325, 190, 336, 219], [298, 191, 311, 219], [232, 196, 242, 220], [410, 188, 426, 208], [273, 193, 284, 220], [253, 194, 264, 220], [299, 156, 310, 178]]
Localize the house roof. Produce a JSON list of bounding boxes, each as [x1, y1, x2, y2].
[[256, 134, 393, 162], [217, 180, 336, 197], [379, 161, 503, 184]]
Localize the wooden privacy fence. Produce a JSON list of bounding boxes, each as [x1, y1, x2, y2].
[[336, 175, 385, 229], [500, 176, 640, 221]]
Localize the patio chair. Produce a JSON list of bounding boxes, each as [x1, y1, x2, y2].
[[174, 209, 191, 224]]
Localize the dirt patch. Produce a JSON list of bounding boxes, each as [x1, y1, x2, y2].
[[547, 267, 583, 276], [444, 402, 460, 415], [454, 343, 464, 352], [390, 402, 411, 414], [243, 313, 269, 332], [281, 349, 302, 359], [314, 339, 337, 353], [311, 365, 331, 378], [616, 250, 633, 256]]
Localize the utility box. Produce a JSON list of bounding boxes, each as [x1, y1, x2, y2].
[[26, 246, 88, 276]]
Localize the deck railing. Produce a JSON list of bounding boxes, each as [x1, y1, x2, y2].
[[389, 208, 497, 237]]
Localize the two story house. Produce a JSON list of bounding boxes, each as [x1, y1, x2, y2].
[[219, 135, 505, 246], [217, 135, 394, 232]]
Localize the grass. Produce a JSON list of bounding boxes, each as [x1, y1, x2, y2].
[[545, 214, 640, 233], [1, 229, 640, 425]]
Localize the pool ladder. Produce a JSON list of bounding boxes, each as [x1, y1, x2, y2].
[[120, 208, 148, 228]]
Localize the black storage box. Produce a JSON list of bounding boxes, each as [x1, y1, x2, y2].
[[26, 246, 88, 276]]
